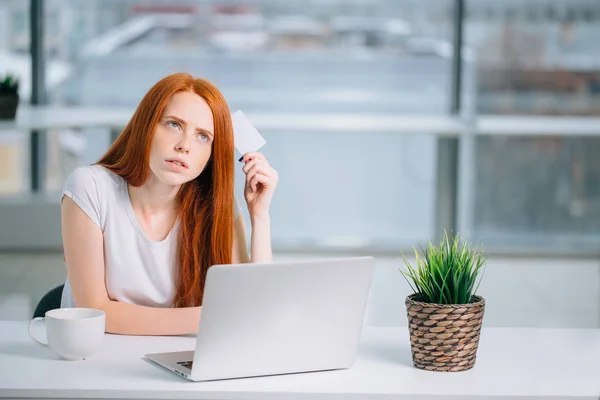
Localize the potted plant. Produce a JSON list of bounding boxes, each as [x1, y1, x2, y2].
[[400, 231, 486, 372], [0, 73, 20, 120]]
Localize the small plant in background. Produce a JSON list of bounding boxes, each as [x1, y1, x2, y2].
[[0, 73, 20, 96], [0, 72, 21, 120], [399, 231, 486, 305]]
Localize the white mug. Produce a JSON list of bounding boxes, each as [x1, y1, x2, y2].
[[28, 308, 106, 361]]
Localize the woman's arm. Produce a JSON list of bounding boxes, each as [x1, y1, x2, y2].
[[62, 196, 200, 336], [232, 215, 251, 263], [249, 213, 272, 262], [231, 213, 272, 263], [239, 151, 278, 263]]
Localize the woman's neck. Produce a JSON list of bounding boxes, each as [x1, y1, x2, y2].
[[128, 176, 180, 216]]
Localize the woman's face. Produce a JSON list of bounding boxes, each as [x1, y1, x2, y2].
[[149, 91, 215, 187]]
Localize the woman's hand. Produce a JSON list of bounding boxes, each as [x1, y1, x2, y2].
[[240, 152, 278, 219]]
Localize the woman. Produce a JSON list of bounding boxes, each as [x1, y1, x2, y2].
[[60, 73, 278, 336]]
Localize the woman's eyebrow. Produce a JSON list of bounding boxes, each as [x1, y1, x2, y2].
[[164, 114, 214, 136]]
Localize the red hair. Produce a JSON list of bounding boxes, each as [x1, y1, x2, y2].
[[97, 73, 234, 307]]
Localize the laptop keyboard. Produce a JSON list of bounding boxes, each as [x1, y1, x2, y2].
[[177, 361, 193, 370]]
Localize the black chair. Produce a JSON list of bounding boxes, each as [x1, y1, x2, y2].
[[33, 284, 64, 318]]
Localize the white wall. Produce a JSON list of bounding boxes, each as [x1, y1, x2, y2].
[[0, 202, 598, 328], [0, 3, 10, 50], [0, 198, 63, 250], [275, 254, 600, 329], [362, 255, 600, 329], [1, 250, 598, 328]]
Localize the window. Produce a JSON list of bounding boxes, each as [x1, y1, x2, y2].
[[41, 0, 454, 248], [465, 0, 600, 251]]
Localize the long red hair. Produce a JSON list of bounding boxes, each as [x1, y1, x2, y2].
[[97, 73, 234, 307]]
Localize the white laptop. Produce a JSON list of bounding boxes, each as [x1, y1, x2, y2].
[[145, 256, 375, 381]]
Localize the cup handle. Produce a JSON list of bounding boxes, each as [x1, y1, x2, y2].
[[28, 317, 49, 347]]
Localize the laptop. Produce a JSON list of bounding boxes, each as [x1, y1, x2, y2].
[[145, 256, 375, 381]]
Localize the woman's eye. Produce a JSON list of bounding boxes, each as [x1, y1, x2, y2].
[[167, 121, 180, 129], [198, 133, 210, 143]]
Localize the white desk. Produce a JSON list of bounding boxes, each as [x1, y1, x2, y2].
[[0, 321, 598, 399]]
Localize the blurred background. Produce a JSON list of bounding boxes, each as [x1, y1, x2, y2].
[[0, 0, 599, 328]]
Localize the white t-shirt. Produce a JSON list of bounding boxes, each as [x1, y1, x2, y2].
[[60, 165, 240, 308]]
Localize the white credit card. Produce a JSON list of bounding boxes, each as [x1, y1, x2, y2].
[[231, 110, 266, 156]]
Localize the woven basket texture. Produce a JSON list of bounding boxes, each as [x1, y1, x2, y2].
[[405, 294, 485, 372]]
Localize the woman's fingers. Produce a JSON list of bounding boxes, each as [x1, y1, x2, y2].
[[245, 165, 259, 191], [245, 163, 272, 192], [248, 172, 270, 193], [240, 152, 277, 193], [239, 152, 267, 164], [242, 157, 261, 175]]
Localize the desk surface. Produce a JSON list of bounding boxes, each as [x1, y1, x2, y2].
[[0, 321, 599, 399]]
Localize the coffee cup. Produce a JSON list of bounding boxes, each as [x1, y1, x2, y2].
[[28, 308, 105, 360]]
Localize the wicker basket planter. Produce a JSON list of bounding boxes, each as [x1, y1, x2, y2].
[[405, 293, 485, 372]]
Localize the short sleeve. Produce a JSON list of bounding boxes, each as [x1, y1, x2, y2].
[[61, 166, 102, 229]]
